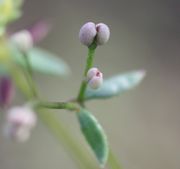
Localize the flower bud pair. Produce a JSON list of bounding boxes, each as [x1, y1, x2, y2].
[[4, 106, 37, 142], [79, 22, 110, 47], [87, 68, 103, 89]]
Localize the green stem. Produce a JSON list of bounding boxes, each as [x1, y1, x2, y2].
[[37, 109, 98, 169], [108, 149, 123, 169], [23, 52, 33, 76], [18, 50, 97, 169], [13, 60, 124, 169], [35, 101, 80, 112], [77, 42, 97, 103], [22, 52, 38, 98], [13, 43, 123, 169]]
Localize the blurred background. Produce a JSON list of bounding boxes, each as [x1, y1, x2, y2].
[[0, 0, 180, 169]]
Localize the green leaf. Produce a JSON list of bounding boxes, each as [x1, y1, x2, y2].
[[9, 45, 71, 76], [0, 64, 8, 75], [85, 70, 146, 100], [77, 109, 109, 166]]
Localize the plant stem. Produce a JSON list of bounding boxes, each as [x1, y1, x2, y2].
[[108, 149, 123, 169], [77, 42, 97, 104], [15, 43, 123, 169], [19, 50, 97, 169], [22, 52, 38, 98], [37, 109, 98, 169], [23, 52, 33, 76], [35, 101, 80, 112]]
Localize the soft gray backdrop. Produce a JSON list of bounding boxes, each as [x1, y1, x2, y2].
[[0, 0, 180, 169]]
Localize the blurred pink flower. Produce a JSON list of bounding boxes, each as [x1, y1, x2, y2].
[[0, 76, 14, 108]]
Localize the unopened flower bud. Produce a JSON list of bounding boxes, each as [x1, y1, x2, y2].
[[79, 22, 97, 46], [87, 67, 99, 81], [79, 22, 110, 47], [4, 123, 31, 142], [0, 76, 14, 108], [96, 23, 110, 45], [87, 67, 103, 80], [28, 21, 51, 44], [11, 30, 33, 52], [87, 67, 103, 89], [4, 106, 37, 142], [89, 76, 103, 89]]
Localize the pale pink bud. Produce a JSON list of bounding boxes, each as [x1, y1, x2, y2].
[[96, 23, 110, 45], [88, 76, 103, 89], [4, 106, 37, 142], [87, 67, 103, 80], [79, 22, 97, 46], [11, 30, 33, 52], [6, 106, 37, 129], [4, 123, 30, 142], [0, 76, 14, 108], [87, 68, 103, 89]]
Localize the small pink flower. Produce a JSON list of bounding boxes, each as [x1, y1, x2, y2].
[[0, 76, 14, 108]]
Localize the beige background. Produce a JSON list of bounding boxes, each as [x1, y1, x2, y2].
[[0, 0, 180, 169]]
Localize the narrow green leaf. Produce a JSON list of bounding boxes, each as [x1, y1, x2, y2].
[[9, 45, 71, 76], [77, 109, 109, 166], [85, 70, 146, 100]]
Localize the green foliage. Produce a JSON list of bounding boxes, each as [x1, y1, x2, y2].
[[85, 70, 145, 100], [0, 0, 23, 35], [9, 45, 71, 76], [0, 64, 9, 75], [77, 109, 109, 166], [0, 2, 146, 167]]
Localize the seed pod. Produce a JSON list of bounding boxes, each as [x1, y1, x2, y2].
[[96, 23, 110, 45], [11, 30, 33, 52], [79, 22, 97, 46]]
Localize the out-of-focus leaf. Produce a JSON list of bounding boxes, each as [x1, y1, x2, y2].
[[85, 70, 146, 100], [0, 0, 23, 31], [9, 45, 71, 76], [77, 109, 109, 166], [0, 26, 5, 36], [0, 64, 8, 75]]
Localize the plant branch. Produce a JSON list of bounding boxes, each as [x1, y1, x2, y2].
[[77, 42, 97, 104], [13, 42, 123, 169], [22, 52, 38, 98], [37, 109, 98, 169], [108, 148, 123, 169], [35, 101, 80, 112]]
